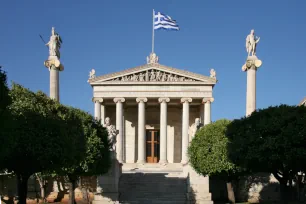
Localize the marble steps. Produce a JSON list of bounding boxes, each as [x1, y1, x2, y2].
[[119, 172, 187, 204]]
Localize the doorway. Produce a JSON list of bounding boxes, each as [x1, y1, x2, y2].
[[146, 130, 160, 163]]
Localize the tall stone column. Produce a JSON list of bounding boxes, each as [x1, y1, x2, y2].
[[114, 98, 125, 163], [136, 97, 148, 164], [93, 98, 103, 121], [44, 27, 64, 102], [181, 98, 192, 164], [50, 66, 59, 100], [158, 97, 170, 164], [243, 56, 262, 116], [203, 98, 214, 125], [44, 57, 64, 102]]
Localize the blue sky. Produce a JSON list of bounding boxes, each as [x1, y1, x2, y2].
[[1, 0, 305, 121]]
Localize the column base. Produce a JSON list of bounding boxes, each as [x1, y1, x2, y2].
[[92, 193, 119, 204], [181, 160, 189, 165], [136, 160, 146, 164], [159, 160, 168, 165]]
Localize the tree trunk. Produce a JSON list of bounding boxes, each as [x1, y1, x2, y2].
[[226, 181, 236, 204], [40, 184, 46, 201], [17, 174, 30, 204], [35, 174, 46, 202], [273, 171, 289, 204], [68, 176, 77, 204], [280, 181, 289, 204], [80, 177, 89, 204]]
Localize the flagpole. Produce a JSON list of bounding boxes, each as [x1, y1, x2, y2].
[[152, 9, 155, 53]]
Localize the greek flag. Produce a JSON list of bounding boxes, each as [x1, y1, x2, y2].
[[154, 11, 179, 31]]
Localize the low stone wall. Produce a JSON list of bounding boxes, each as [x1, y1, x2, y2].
[[210, 173, 280, 203], [0, 175, 96, 203]]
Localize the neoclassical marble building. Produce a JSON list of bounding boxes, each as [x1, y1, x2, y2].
[[88, 54, 217, 165]]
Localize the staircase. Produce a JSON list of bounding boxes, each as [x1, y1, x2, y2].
[[119, 164, 188, 204]]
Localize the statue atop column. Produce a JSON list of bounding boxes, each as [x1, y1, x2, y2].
[[245, 29, 260, 57], [105, 117, 117, 151], [46, 27, 62, 59], [44, 27, 64, 71], [43, 27, 64, 101]]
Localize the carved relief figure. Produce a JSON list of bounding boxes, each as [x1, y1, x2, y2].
[[150, 70, 156, 81], [139, 72, 145, 81], [156, 71, 161, 81], [105, 117, 117, 151], [161, 72, 167, 82], [246, 29, 260, 56], [145, 70, 149, 81]]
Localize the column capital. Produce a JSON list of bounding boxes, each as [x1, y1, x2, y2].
[[136, 97, 148, 103], [202, 97, 214, 103], [181, 98, 192, 103], [113, 98, 125, 103], [92, 97, 103, 103], [158, 97, 170, 103]]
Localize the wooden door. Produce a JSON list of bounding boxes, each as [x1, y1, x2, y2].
[[146, 130, 160, 163]]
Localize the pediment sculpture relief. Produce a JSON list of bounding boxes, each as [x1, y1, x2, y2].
[[109, 69, 197, 82]]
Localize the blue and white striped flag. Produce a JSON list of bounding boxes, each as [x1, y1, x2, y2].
[[154, 11, 180, 31]]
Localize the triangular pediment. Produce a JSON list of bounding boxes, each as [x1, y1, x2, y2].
[[89, 63, 216, 84]]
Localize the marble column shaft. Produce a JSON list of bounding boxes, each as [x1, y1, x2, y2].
[[136, 98, 147, 163], [93, 98, 103, 121], [159, 97, 170, 164], [181, 98, 192, 164], [50, 66, 59, 101], [101, 103, 105, 126], [246, 67, 256, 116], [114, 98, 125, 163], [203, 98, 213, 125]]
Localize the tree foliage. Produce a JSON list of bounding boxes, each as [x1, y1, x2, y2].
[[226, 105, 306, 201], [0, 83, 86, 204], [54, 108, 111, 204], [188, 119, 241, 177], [188, 119, 243, 204], [0, 67, 11, 115]]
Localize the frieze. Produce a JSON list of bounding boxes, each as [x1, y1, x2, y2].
[[94, 91, 212, 98]]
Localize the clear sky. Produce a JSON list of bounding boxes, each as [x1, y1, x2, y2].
[[1, 0, 305, 121]]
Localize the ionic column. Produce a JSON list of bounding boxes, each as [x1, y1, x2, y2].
[[158, 97, 170, 164], [203, 98, 214, 125], [101, 103, 105, 126], [50, 66, 59, 101], [93, 97, 103, 121], [136, 97, 148, 164], [181, 98, 192, 164], [242, 56, 262, 116], [114, 97, 125, 163]]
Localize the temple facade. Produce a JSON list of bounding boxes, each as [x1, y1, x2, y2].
[[88, 56, 217, 165]]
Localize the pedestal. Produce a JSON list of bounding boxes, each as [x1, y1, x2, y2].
[[93, 152, 122, 204], [184, 164, 214, 204]]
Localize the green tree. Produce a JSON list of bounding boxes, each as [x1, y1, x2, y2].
[[227, 105, 306, 202], [188, 119, 242, 204], [0, 67, 11, 115], [0, 84, 86, 204], [54, 109, 111, 204]]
